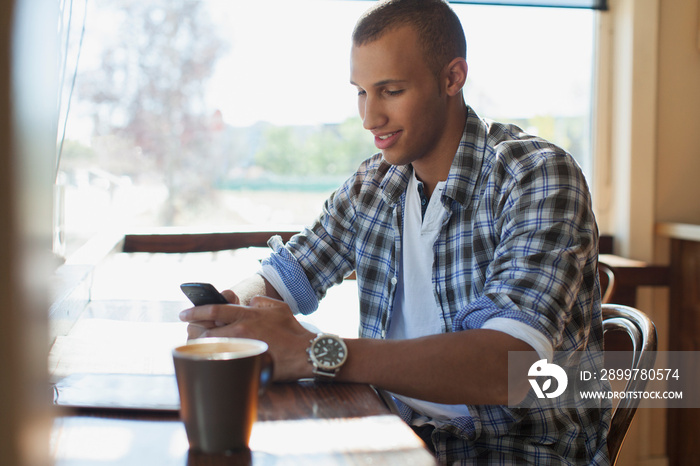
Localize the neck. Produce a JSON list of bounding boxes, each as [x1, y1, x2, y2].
[[412, 100, 467, 198]]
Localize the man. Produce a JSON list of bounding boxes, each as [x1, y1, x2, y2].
[[179, 0, 610, 463]]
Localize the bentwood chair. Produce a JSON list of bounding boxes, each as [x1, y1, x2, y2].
[[602, 304, 658, 465], [599, 263, 617, 304]]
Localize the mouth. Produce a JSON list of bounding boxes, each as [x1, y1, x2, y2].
[[373, 130, 402, 150]]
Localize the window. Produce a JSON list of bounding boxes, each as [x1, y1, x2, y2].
[[457, 4, 595, 175], [56, 0, 596, 257]]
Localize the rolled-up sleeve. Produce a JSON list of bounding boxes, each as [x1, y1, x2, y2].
[[259, 235, 318, 315], [453, 150, 597, 354], [258, 164, 367, 315]]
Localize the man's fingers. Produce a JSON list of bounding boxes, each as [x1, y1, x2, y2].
[[249, 295, 285, 308], [201, 323, 250, 339], [179, 304, 241, 324], [186, 322, 212, 340], [221, 289, 239, 304], [188, 320, 218, 330]]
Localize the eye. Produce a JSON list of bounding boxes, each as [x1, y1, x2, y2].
[[356, 88, 366, 97], [384, 89, 404, 97]]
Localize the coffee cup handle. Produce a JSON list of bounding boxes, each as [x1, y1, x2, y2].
[[259, 352, 274, 395]]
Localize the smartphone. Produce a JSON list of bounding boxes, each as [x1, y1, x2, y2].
[[180, 282, 229, 306]]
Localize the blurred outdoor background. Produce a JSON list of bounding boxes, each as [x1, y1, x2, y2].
[[56, 0, 595, 257]]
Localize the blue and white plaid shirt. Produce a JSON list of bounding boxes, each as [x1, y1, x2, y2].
[[261, 106, 610, 464]]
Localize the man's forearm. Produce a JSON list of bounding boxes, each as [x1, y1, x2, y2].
[[339, 329, 537, 406], [230, 277, 537, 406]]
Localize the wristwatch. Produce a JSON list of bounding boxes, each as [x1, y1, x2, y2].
[[307, 333, 348, 381]]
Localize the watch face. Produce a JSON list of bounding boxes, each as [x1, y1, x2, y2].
[[311, 335, 347, 370]]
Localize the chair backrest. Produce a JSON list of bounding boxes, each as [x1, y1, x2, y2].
[[599, 263, 616, 304], [602, 304, 658, 465]]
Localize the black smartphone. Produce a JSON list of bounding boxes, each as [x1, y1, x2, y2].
[[180, 282, 229, 306]]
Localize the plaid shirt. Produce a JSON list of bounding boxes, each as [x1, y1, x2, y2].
[[262, 106, 610, 464]]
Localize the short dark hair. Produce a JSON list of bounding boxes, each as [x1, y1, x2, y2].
[[352, 0, 467, 77]]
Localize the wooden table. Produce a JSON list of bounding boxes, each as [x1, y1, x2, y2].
[[52, 381, 434, 465], [49, 247, 435, 465]]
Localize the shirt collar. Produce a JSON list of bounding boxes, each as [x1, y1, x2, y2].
[[441, 106, 486, 209], [379, 162, 412, 206]]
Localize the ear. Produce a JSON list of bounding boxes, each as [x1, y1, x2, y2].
[[444, 57, 468, 97]]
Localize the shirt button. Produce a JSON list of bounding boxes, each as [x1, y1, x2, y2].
[[381, 329, 386, 338], [390, 277, 398, 286]]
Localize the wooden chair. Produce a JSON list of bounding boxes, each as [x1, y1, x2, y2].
[[602, 304, 658, 465]]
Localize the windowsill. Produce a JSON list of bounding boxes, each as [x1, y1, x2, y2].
[[48, 226, 354, 346], [49, 232, 125, 344]]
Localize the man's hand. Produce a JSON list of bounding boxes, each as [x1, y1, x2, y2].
[[180, 289, 240, 340], [181, 274, 283, 340], [179, 296, 315, 381]]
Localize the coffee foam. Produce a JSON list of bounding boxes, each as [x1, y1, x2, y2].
[[174, 339, 267, 360]]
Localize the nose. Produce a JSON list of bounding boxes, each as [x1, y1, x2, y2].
[[360, 94, 386, 131]]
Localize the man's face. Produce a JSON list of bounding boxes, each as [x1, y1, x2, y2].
[[350, 26, 449, 167]]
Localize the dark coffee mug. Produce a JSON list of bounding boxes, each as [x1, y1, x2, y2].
[[173, 338, 273, 454]]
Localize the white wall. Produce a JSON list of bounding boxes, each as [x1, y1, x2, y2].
[[655, 0, 700, 225], [594, 0, 659, 262]]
